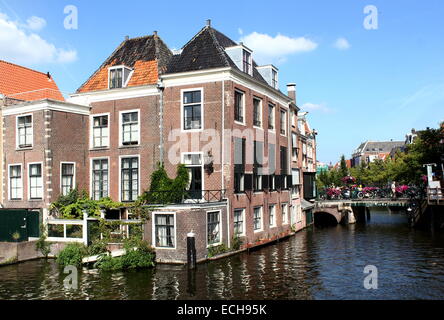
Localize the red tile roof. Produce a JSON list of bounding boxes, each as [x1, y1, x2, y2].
[[0, 60, 64, 101]]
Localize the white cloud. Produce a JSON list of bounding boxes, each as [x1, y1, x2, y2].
[[334, 37, 351, 50], [0, 12, 77, 65], [240, 32, 317, 64], [238, 28, 243, 35], [301, 102, 331, 113], [25, 16, 47, 31]]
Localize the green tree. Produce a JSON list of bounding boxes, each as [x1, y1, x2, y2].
[[339, 155, 348, 180]]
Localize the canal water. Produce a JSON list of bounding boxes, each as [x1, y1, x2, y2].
[[1, 208, 444, 300]]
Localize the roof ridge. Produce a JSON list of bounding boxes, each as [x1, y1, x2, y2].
[[0, 59, 50, 76], [207, 27, 231, 67], [180, 25, 209, 50]]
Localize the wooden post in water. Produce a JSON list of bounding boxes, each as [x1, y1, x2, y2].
[[366, 207, 371, 221], [187, 231, 197, 269]]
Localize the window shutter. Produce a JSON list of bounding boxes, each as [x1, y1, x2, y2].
[[275, 175, 281, 190], [262, 175, 269, 190], [244, 174, 253, 191]]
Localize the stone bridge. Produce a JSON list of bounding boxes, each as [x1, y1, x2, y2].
[[314, 201, 356, 225], [313, 199, 409, 226]]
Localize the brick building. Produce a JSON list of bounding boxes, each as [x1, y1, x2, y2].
[[3, 22, 317, 262], [0, 60, 66, 207]]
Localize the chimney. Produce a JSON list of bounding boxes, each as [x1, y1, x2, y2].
[[125, 35, 129, 41], [206, 19, 211, 27], [46, 72, 51, 79], [287, 83, 296, 103], [153, 30, 158, 36]]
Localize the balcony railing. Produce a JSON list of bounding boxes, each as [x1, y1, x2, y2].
[[141, 189, 226, 205]]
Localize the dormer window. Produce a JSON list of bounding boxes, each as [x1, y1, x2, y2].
[[242, 50, 252, 75], [225, 44, 253, 76], [272, 69, 278, 89], [109, 66, 132, 89], [256, 65, 279, 89]]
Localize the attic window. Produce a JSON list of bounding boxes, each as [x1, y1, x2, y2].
[[109, 66, 132, 89], [272, 69, 278, 89], [242, 50, 252, 75]]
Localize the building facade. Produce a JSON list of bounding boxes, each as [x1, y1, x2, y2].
[[2, 22, 317, 262]]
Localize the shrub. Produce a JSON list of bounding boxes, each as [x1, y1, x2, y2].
[[87, 240, 109, 256], [56, 243, 87, 267], [95, 241, 155, 271], [231, 236, 243, 251], [35, 226, 51, 258], [207, 244, 229, 258]]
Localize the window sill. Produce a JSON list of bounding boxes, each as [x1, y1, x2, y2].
[[119, 145, 140, 149], [16, 147, 33, 151], [234, 120, 246, 126], [90, 147, 110, 151], [254, 229, 263, 233], [253, 125, 263, 130]]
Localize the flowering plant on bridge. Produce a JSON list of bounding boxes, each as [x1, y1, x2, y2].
[[396, 185, 409, 194], [341, 176, 356, 184], [326, 188, 341, 198]]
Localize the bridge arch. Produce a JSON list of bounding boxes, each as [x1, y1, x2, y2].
[[313, 207, 342, 226]]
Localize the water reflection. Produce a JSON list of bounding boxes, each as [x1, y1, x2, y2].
[[1, 209, 444, 299]]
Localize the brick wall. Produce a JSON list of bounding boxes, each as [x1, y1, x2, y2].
[[88, 95, 160, 201], [2, 108, 88, 209], [144, 203, 228, 263]]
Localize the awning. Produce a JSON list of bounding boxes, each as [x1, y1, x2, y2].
[[301, 199, 315, 210]]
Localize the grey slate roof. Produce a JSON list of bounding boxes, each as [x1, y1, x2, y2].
[[363, 141, 405, 153], [165, 26, 268, 86]]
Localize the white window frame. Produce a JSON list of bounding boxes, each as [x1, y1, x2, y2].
[[152, 212, 177, 250], [108, 65, 133, 89], [280, 109, 287, 136], [242, 48, 253, 76], [253, 97, 263, 129], [181, 152, 205, 200], [16, 114, 33, 150], [118, 154, 141, 202], [281, 203, 289, 225], [60, 162, 76, 196], [27, 162, 44, 201], [269, 204, 276, 228], [119, 109, 140, 147], [268, 103, 275, 131], [8, 163, 23, 201], [206, 210, 223, 247], [253, 206, 263, 233], [90, 157, 110, 201], [234, 89, 246, 125], [181, 88, 204, 132], [233, 208, 246, 237], [90, 113, 110, 149], [271, 68, 279, 89]]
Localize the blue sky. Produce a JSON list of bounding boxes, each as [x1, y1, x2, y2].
[[1, 0, 443, 164]]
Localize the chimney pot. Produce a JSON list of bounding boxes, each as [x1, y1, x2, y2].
[[287, 83, 296, 102], [206, 19, 211, 27], [153, 31, 158, 36], [125, 35, 129, 41]]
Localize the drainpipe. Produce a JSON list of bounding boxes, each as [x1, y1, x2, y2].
[[157, 80, 165, 165], [222, 80, 231, 249]]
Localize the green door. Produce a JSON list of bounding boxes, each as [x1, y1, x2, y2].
[[26, 211, 40, 238], [0, 210, 28, 242], [0, 210, 41, 242]]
